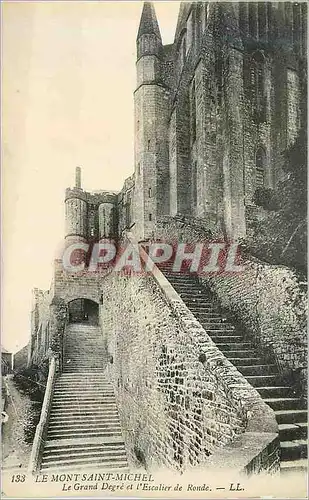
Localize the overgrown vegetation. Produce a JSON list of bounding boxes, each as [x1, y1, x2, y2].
[[243, 126, 307, 276], [13, 360, 49, 443]]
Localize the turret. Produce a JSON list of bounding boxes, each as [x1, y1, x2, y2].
[[65, 167, 88, 246], [136, 2, 163, 88], [98, 197, 116, 240], [133, 2, 170, 241]]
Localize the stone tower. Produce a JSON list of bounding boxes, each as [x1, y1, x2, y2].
[[65, 167, 88, 248], [133, 2, 170, 241]]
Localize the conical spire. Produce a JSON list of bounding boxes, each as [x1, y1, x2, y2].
[[137, 2, 161, 40]]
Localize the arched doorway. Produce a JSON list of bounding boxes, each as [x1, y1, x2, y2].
[[68, 298, 99, 325]]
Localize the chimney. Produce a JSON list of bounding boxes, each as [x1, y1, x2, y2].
[[75, 166, 81, 189]]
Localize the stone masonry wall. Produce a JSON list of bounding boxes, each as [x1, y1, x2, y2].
[[100, 252, 277, 473], [53, 259, 100, 305]]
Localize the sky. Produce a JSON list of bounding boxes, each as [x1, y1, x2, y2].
[[2, 1, 180, 352]]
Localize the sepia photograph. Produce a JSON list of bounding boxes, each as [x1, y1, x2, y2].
[[1, 1, 308, 498]]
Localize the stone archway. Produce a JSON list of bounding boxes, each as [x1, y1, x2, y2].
[[68, 298, 99, 325]]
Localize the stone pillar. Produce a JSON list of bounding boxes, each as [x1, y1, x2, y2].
[[98, 202, 115, 239]]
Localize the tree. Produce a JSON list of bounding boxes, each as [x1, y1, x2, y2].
[[244, 126, 307, 276]]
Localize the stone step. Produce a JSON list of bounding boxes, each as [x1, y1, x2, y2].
[[41, 458, 128, 471], [199, 323, 235, 331], [49, 422, 122, 431], [49, 413, 119, 420], [222, 350, 258, 358], [189, 307, 227, 324], [64, 350, 105, 354], [64, 347, 105, 351], [226, 357, 264, 366], [275, 409, 308, 425], [184, 304, 216, 311], [54, 384, 112, 389], [47, 425, 123, 435], [50, 401, 117, 408], [50, 405, 118, 418], [42, 448, 127, 464], [58, 374, 109, 379], [49, 417, 121, 426], [217, 342, 254, 350], [237, 364, 277, 376], [55, 378, 110, 383], [279, 422, 307, 441], [246, 375, 284, 387], [51, 402, 118, 409], [179, 297, 215, 305], [47, 429, 123, 440], [255, 386, 295, 398], [280, 458, 308, 474], [49, 409, 119, 417], [280, 440, 308, 461], [54, 386, 112, 391], [63, 368, 106, 373], [205, 329, 237, 336], [171, 280, 204, 286], [66, 329, 101, 332], [65, 338, 102, 342], [63, 362, 105, 366], [63, 362, 105, 365], [54, 388, 115, 399], [54, 386, 109, 392], [63, 363, 105, 367], [44, 437, 125, 450], [197, 317, 228, 323], [211, 335, 244, 343], [52, 395, 116, 402], [63, 354, 105, 358], [53, 392, 115, 398], [264, 397, 303, 411]]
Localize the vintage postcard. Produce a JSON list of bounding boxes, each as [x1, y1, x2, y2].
[[1, 1, 308, 498]]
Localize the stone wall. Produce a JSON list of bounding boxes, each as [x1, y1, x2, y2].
[[154, 216, 308, 395], [207, 260, 308, 395], [29, 288, 52, 366], [53, 259, 100, 305], [100, 245, 277, 473]]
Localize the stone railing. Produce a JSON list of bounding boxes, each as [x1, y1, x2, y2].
[[28, 356, 56, 474], [101, 233, 279, 474]]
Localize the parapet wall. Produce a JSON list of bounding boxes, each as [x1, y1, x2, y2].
[[100, 245, 278, 473]]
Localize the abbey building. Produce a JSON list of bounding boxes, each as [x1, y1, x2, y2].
[[65, 2, 307, 244]]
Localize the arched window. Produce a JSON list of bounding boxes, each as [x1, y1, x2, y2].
[[250, 51, 267, 123], [255, 146, 266, 188]]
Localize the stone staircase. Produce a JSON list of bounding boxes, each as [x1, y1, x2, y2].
[[40, 324, 128, 471], [158, 265, 307, 475]]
